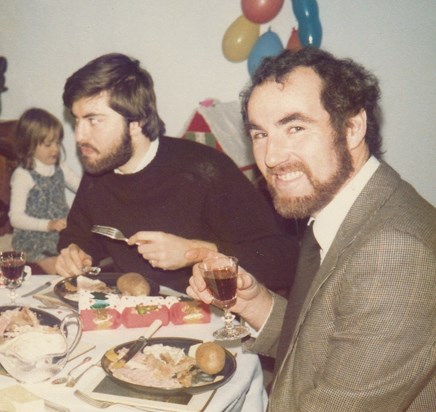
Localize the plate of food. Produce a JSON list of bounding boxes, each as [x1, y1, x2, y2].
[[101, 337, 236, 395], [0, 305, 62, 335], [53, 273, 160, 308]]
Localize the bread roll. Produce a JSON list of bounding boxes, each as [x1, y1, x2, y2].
[[195, 342, 226, 374], [116, 272, 151, 296]]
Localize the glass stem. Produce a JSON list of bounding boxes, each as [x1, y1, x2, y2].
[[223, 308, 235, 332], [9, 288, 17, 304]]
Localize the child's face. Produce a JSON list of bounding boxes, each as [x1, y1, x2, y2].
[[34, 137, 61, 166]]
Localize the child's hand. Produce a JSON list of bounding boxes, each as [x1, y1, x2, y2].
[[48, 218, 67, 232]]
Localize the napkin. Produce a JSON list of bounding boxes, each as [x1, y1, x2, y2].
[[0, 385, 44, 412]]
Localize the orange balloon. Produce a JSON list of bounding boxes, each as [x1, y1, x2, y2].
[[286, 27, 302, 52], [222, 15, 260, 62]]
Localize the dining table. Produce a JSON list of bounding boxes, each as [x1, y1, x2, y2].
[[0, 274, 268, 412]]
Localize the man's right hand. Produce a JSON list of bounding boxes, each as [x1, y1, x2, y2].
[[55, 243, 93, 277]]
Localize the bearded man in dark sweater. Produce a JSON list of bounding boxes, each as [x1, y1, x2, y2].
[[55, 53, 298, 292]]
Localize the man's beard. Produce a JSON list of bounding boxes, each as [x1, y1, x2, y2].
[[268, 132, 354, 219], [79, 127, 133, 175]]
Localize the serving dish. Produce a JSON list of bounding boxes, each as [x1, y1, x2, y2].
[[53, 273, 160, 308], [101, 337, 236, 395], [0, 305, 82, 383]]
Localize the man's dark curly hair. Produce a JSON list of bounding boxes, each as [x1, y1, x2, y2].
[[240, 47, 383, 159]]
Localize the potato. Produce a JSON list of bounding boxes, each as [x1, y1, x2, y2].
[[195, 342, 226, 375], [116, 272, 151, 296]]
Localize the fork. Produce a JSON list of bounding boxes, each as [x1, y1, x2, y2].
[[65, 361, 99, 387], [91, 225, 128, 242], [52, 356, 92, 385], [74, 389, 157, 411]]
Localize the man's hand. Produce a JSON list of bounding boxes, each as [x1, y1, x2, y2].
[[186, 249, 273, 330], [127, 231, 217, 270], [55, 243, 92, 277]]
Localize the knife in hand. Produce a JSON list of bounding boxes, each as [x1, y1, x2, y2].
[[112, 319, 163, 369]]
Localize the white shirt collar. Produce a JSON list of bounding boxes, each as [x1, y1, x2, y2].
[[313, 156, 380, 261], [33, 157, 56, 176], [114, 138, 159, 175]]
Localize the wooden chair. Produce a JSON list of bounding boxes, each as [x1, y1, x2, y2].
[[0, 120, 45, 274], [0, 120, 18, 238]]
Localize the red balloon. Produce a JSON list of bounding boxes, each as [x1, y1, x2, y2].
[[241, 0, 284, 24]]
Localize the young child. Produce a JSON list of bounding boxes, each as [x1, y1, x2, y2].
[[9, 108, 81, 274]]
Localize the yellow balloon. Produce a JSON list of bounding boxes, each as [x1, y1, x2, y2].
[[222, 15, 260, 62]]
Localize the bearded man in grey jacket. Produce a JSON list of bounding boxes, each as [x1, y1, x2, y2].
[[187, 48, 435, 411]]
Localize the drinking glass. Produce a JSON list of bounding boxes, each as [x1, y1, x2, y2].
[[199, 255, 249, 340], [0, 251, 27, 304]]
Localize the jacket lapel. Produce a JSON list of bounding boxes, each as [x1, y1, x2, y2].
[[282, 162, 402, 361]]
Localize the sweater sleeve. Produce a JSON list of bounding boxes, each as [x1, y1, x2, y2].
[[60, 162, 81, 192], [8, 167, 50, 231], [58, 175, 106, 262]]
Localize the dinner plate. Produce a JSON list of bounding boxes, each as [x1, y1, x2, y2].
[[53, 273, 160, 308], [101, 337, 237, 395], [0, 305, 61, 329]]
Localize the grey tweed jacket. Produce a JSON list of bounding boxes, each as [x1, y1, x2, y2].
[[251, 162, 436, 411]]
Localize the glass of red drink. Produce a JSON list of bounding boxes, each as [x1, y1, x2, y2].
[[0, 251, 27, 304], [199, 255, 249, 340]]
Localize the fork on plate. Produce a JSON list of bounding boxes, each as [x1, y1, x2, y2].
[[74, 389, 156, 411], [91, 225, 128, 242]]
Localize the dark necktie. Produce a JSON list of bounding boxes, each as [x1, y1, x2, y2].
[[275, 221, 321, 367]]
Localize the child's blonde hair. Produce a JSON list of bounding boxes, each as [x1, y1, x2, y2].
[[16, 108, 64, 170]]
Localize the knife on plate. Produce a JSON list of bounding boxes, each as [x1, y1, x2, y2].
[[112, 319, 163, 369], [21, 281, 52, 297]]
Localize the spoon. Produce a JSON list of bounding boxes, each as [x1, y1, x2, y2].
[[51, 356, 92, 384]]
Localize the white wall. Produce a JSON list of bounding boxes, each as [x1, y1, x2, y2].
[[1, 0, 435, 205]]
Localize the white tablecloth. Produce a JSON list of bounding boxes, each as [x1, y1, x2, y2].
[[0, 275, 268, 412]]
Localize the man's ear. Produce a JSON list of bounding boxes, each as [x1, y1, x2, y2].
[[129, 121, 143, 139], [346, 109, 367, 151]]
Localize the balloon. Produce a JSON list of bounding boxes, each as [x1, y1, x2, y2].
[[298, 18, 322, 48], [241, 0, 285, 24], [291, 0, 322, 47], [222, 15, 260, 62], [248, 28, 284, 77], [286, 27, 302, 52]]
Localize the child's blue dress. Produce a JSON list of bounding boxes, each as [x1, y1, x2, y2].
[[12, 166, 69, 261]]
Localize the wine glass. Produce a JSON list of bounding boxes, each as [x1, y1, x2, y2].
[[199, 255, 250, 341], [0, 251, 27, 304]]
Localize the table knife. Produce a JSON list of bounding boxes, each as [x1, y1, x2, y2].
[[44, 399, 71, 412], [112, 319, 162, 369], [21, 281, 52, 297]]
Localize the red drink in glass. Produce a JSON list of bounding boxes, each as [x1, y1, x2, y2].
[[203, 268, 237, 307]]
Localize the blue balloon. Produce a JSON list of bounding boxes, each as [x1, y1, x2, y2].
[[291, 0, 322, 47], [298, 18, 322, 47], [292, 0, 318, 20], [248, 28, 284, 77]]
